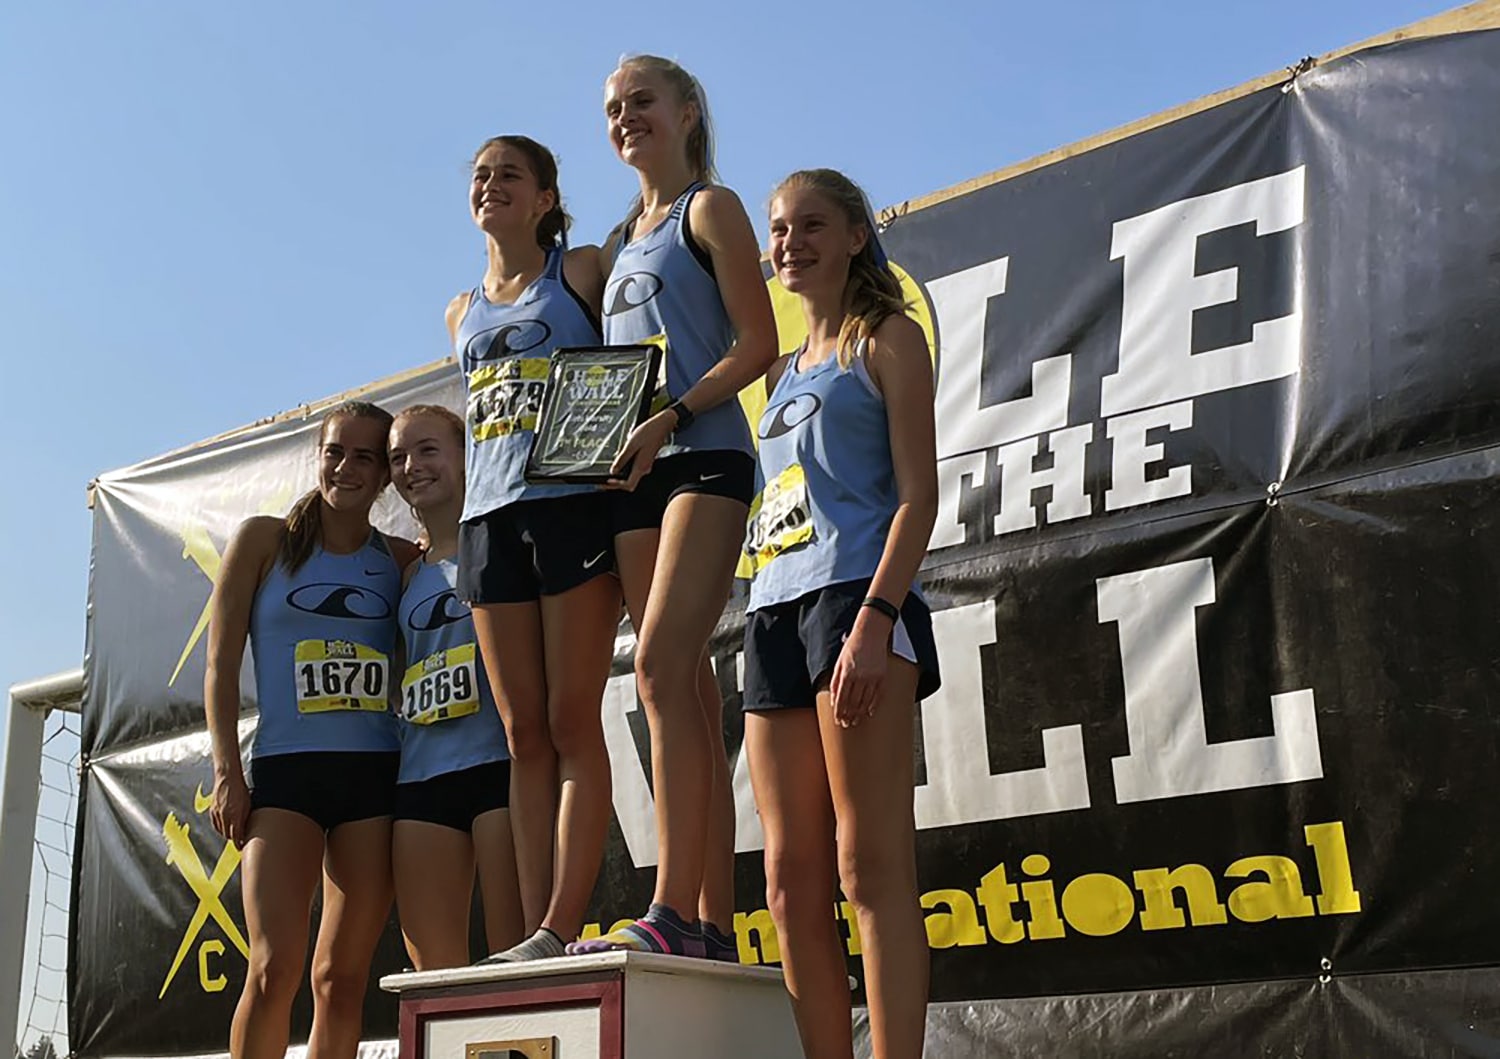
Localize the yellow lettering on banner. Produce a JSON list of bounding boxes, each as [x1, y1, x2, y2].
[[975, 864, 1025, 944], [1134, 864, 1228, 930], [579, 819, 1360, 959], [839, 901, 863, 956], [1225, 855, 1316, 923], [1060, 873, 1137, 937], [920, 889, 987, 948], [1305, 821, 1362, 914], [735, 909, 780, 964], [1020, 854, 1065, 940], [198, 939, 227, 993]]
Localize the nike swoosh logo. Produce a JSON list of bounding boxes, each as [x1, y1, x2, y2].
[[583, 550, 608, 569], [699, 473, 725, 482], [364, 569, 384, 577], [194, 784, 213, 814], [642, 242, 666, 255]]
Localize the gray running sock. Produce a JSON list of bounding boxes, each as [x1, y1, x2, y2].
[[479, 927, 566, 964]]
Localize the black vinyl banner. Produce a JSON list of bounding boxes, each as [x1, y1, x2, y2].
[[74, 29, 1500, 1057]]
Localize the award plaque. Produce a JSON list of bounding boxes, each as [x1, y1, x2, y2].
[[525, 344, 663, 484]]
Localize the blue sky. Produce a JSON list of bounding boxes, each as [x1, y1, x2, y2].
[[0, 0, 1455, 1041]]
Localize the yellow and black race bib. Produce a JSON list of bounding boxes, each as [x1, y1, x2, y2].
[[468, 359, 550, 442], [400, 644, 481, 726], [743, 463, 815, 574], [293, 640, 390, 713]]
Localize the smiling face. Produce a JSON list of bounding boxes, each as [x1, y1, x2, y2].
[[604, 63, 695, 172], [470, 141, 556, 240], [769, 184, 868, 298], [388, 412, 464, 515], [318, 414, 390, 514]]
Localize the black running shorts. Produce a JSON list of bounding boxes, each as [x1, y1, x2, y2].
[[458, 492, 615, 604], [743, 579, 942, 711], [612, 450, 756, 534], [249, 750, 400, 831], [393, 759, 511, 832]]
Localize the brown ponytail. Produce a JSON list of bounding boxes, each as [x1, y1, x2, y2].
[[472, 135, 571, 250], [774, 168, 908, 368], [279, 401, 395, 574]]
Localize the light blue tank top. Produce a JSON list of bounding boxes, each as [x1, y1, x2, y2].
[[250, 532, 402, 757], [745, 344, 921, 611], [456, 247, 603, 519], [603, 182, 752, 458], [395, 557, 509, 784]]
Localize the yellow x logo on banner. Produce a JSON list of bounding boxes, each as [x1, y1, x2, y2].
[[158, 812, 247, 999]]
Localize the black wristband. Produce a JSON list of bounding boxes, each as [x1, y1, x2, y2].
[[666, 399, 695, 432], [860, 596, 900, 623]]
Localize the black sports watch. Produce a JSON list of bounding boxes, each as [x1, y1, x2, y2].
[[666, 399, 696, 432]]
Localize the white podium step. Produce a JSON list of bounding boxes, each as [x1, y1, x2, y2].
[[381, 950, 804, 1059]]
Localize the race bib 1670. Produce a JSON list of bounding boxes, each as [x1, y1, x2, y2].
[[293, 639, 390, 713]]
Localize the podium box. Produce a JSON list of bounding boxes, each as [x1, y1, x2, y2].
[[382, 951, 804, 1059]]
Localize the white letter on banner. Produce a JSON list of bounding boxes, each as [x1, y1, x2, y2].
[[930, 451, 989, 550], [729, 651, 765, 853], [601, 671, 658, 866], [927, 257, 1075, 457], [1096, 558, 1322, 803], [1101, 167, 1306, 417], [994, 424, 1094, 535], [916, 601, 1090, 826], [1105, 400, 1194, 511]]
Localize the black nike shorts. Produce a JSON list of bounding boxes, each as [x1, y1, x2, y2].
[[394, 759, 511, 832], [612, 450, 756, 534], [458, 492, 615, 604], [249, 750, 400, 831]]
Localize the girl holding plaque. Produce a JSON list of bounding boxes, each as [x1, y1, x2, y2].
[[448, 136, 620, 963], [569, 56, 777, 959], [742, 170, 941, 1059], [388, 404, 523, 968], [205, 401, 416, 1059]]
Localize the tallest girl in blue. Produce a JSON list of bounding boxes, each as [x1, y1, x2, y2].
[[570, 56, 778, 959]]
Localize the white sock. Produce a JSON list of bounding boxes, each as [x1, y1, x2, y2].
[[480, 927, 566, 964]]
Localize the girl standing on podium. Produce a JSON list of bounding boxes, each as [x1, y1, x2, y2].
[[742, 169, 941, 1059], [448, 136, 619, 963], [205, 400, 416, 1059], [569, 56, 777, 959], [388, 404, 523, 968]]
